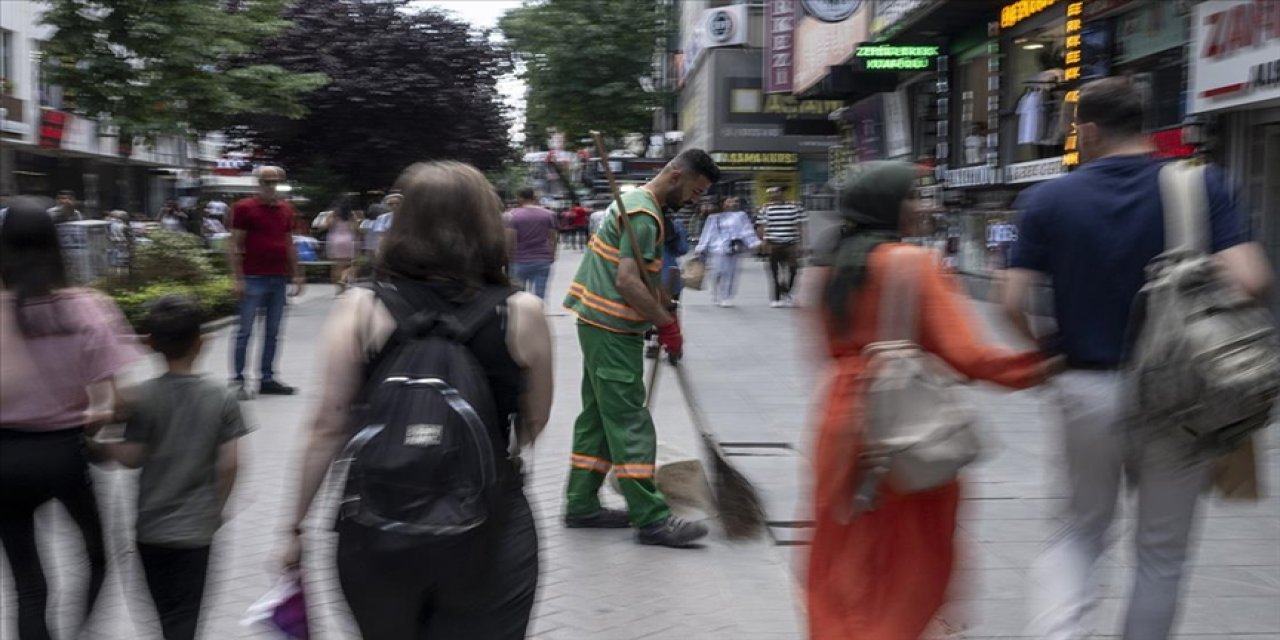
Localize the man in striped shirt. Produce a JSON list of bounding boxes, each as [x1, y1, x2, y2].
[[757, 187, 806, 307]]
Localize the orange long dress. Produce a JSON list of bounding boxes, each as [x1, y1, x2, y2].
[[806, 245, 1044, 640]]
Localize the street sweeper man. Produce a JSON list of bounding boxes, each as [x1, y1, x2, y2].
[[562, 148, 721, 548]]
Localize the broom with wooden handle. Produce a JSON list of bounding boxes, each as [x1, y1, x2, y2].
[[591, 131, 765, 540]]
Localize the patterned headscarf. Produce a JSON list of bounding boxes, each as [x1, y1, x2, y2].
[[825, 161, 920, 329]]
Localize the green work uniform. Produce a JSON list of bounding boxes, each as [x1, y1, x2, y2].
[[563, 188, 669, 527]]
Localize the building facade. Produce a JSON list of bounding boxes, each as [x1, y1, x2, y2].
[[0, 0, 209, 217]]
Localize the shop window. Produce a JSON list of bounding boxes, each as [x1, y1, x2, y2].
[[1003, 20, 1068, 164], [953, 51, 991, 167], [1, 30, 13, 94]]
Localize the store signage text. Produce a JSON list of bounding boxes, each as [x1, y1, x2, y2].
[[945, 165, 1000, 188], [1006, 157, 1068, 183], [1200, 0, 1280, 61], [855, 45, 941, 70], [1000, 0, 1063, 30], [1062, 1, 1086, 167], [766, 0, 796, 93], [762, 95, 845, 116], [712, 152, 800, 169], [1191, 0, 1280, 112]]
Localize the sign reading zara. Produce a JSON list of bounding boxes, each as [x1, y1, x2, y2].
[[1189, 0, 1280, 113]]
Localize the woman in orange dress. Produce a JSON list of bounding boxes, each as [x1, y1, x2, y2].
[[805, 161, 1051, 639]]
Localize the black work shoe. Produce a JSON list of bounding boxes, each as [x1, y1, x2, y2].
[[636, 516, 709, 548], [564, 508, 631, 529], [230, 380, 250, 401], [258, 380, 297, 396]]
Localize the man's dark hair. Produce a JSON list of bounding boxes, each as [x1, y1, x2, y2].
[[143, 295, 204, 360], [671, 148, 721, 184], [56, 190, 75, 199], [517, 187, 537, 202], [1076, 77, 1145, 137]]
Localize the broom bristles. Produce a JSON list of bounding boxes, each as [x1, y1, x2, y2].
[[710, 452, 767, 540]]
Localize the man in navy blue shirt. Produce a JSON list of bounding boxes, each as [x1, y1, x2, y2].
[[1004, 78, 1272, 639]]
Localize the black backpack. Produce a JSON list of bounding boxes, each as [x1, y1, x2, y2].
[[337, 280, 513, 540]]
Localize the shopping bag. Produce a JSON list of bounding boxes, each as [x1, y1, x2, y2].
[[242, 570, 309, 639], [681, 258, 706, 290]]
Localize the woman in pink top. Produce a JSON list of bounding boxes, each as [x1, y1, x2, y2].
[[0, 197, 141, 640]]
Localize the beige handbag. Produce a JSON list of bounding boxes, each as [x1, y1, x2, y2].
[[680, 258, 706, 291], [851, 248, 981, 516]]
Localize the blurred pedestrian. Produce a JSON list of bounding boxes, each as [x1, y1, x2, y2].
[[46, 190, 83, 224], [505, 187, 558, 299], [281, 161, 552, 639], [569, 201, 590, 249], [316, 197, 358, 295], [159, 200, 187, 233], [227, 165, 304, 399], [758, 186, 805, 307], [694, 196, 759, 307], [804, 162, 1052, 639], [562, 148, 720, 548], [96, 295, 249, 640], [0, 197, 141, 640], [364, 192, 401, 257], [1004, 77, 1275, 640]]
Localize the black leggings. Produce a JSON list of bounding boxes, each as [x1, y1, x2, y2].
[[0, 427, 107, 640], [336, 487, 538, 640]]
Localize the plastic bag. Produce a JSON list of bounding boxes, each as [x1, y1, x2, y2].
[[242, 570, 309, 639]]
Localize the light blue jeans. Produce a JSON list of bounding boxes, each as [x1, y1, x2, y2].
[[512, 262, 552, 299], [233, 276, 288, 382], [1029, 371, 1211, 640], [709, 252, 740, 302]]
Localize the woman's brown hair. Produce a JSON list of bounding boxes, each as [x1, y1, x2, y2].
[[377, 161, 508, 290]]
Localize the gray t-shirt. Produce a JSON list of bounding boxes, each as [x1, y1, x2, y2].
[[124, 374, 250, 547]]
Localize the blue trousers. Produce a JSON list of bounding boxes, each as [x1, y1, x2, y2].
[[512, 262, 552, 299], [233, 275, 288, 382]]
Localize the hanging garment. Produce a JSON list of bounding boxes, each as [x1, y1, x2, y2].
[[1017, 90, 1044, 145]]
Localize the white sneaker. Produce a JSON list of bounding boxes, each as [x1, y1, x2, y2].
[[718, 300, 734, 308], [770, 300, 783, 308]]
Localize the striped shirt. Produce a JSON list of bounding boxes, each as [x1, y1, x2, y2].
[[758, 203, 806, 244]]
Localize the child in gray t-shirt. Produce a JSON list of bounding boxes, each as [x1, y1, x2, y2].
[[101, 295, 249, 640]]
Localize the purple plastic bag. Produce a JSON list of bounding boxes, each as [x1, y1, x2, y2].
[[243, 571, 309, 639]]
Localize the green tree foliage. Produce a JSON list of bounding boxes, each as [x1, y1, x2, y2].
[[500, 0, 661, 147], [233, 0, 513, 194], [40, 0, 327, 142]]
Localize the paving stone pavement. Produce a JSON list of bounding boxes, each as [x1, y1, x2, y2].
[[3, 250, 1278, 639]]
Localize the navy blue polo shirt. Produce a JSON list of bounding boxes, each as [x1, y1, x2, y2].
[[1010, 155, 1248, 366]]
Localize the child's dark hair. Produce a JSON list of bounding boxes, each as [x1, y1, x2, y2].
[[143, 295, 204, 360]]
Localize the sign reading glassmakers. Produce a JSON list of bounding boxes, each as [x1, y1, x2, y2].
[[854, 44, 941, 70], [711, 152, 800, 171]]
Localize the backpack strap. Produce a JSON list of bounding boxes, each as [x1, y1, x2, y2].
[[355, 281, 513, 406], [877, 247, 922, 344], [1158, 161, 1209, 253]]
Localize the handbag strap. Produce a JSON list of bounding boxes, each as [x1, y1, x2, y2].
[[877, 247, 922, 344], [1157, 160, 1209, 253]]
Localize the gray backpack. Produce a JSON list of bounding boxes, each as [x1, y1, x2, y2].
[[1128, 161, 1280, 452], [851, 248, 981, 517]]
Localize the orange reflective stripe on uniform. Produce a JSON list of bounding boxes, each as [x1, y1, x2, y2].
[[614, 463, 656, 479], [567, 282, 644, 322], [570, 453, 612, 474], [588, 236, 662, 273]]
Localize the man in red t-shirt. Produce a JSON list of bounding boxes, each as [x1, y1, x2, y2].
[[227, 165, 304, 398]]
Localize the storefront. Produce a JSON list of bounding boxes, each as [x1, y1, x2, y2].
[[1189, 0, 1280, 316]]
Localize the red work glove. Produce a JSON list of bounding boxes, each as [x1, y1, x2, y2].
[[657, 318, 684, 360]]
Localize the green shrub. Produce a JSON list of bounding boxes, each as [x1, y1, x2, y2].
[[131, 230, 219, 285], [112, 275, 235, 331]]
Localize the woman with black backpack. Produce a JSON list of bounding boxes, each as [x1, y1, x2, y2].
[[281, 162, 553, 639]]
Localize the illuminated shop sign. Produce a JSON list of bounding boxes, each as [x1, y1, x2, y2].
[[854, 44, 941, 70], [1000, 0, 1063, 30], [1062, 0, 1085, 167]]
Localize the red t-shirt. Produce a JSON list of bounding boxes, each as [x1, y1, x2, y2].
[[231, 196, 296, 276], [571, 206, 590, 227]]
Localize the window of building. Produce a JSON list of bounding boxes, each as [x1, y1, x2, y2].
[[1002, 19, 1068, 164], [1, 30, 14, 92], [952, 49, 993, 167]]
